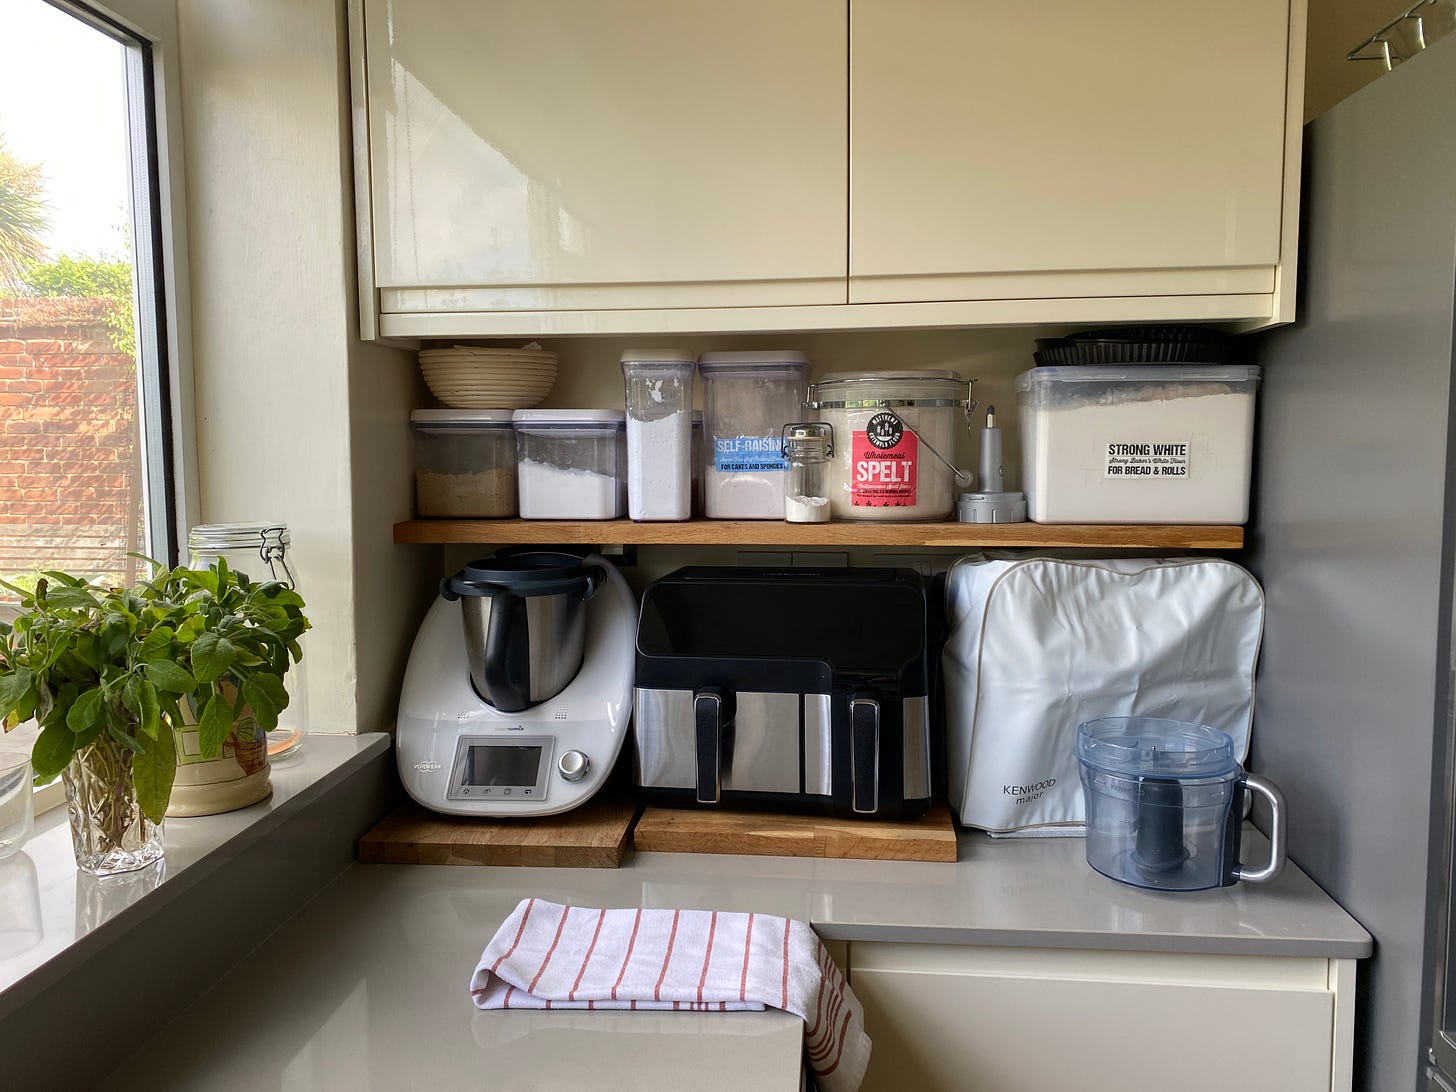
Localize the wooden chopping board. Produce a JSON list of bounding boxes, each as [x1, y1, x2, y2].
[[358, 796, 639, 868], [632, 804, 958, 863]]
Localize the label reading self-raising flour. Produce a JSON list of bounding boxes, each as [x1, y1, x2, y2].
[[852, 411, 919, 506], [1105, 441, 1190, 480], [713, 436, 788, 473]]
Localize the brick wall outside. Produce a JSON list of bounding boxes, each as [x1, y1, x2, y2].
[[0, 296, 145, 604]]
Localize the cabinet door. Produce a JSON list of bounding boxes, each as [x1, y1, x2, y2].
[[850, 945, 1335, 1092], [364, 0, 847, 314], [849, 0, 1292, 304]]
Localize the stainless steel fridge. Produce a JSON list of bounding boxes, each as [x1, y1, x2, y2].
[[1248, 32, 1456, 1092]]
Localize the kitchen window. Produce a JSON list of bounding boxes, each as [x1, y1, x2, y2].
[[0, 0, 195, 788]]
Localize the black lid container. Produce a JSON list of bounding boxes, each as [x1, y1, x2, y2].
[[633, 567, 931, 819]]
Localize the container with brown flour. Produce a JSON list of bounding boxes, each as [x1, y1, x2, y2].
[[410, 410, 518, 518], [807, 370, 975, 522], [1015, 365, 1262, 524]]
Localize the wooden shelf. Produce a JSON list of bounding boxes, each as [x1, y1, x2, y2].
[[393, 519, 1243, 550]]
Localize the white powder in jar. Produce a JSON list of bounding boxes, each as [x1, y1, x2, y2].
[[785, 494, 829, 523], [416, 468, 516, 518], [627, 410, 691, 521], [517, 460, 620, 520], [1020, 386, 1256, 523]]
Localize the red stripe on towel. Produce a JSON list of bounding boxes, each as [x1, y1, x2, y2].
[[611, 909, 643, 1000], [502, 986, 514, 1009], [808, 989, 844, 1059], [780, 919, 791, 1011], [654, 909, 682, 1002], [529, 905, 571, 994], [816, 1008, 855, 1079], [491, 897, 536, 973], [570, 908, 607, 1000], [739, 912, 755, 1002], [697, 911, 719, 1003]]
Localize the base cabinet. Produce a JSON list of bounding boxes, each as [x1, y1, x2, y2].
[[849, 944, 1354, 1092]]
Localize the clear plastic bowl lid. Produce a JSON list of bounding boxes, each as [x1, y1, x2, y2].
[[1075, 717, 1238, 780]]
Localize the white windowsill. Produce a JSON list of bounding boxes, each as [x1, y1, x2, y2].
[[0, 732, 390, 1018]]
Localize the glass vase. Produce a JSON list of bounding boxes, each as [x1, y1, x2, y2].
[[62, 734, 164, 876]]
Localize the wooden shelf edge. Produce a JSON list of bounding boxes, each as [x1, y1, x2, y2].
[[393, 519, 1243, 550]]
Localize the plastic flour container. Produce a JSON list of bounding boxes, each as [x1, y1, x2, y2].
[[699, 351, 809, 519], [410, 409, 517, 518], [621, 350, 695, 522], [806, 370, 974, 522], [1015, 365, 1261, 524], [512, 410, 625, 520]]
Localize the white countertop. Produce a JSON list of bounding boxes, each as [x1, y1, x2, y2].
[[96, 810, 1368, 1091]]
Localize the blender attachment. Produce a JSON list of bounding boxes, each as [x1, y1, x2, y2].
[[1075, 717, 1287, 891], [441, 553, 605, 713]]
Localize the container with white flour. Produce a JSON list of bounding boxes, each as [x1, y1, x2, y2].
[[512, 410, 625, 520], [1015, 365, 1262, 524], [698, 351, 809, 519], [621, 350, 695, 521], [807, 370, 974, 522]]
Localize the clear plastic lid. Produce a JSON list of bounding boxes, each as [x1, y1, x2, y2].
[[511, 409, 625, 433], [698, 351, 810, 377], [410, 409, 514, 430], [1015, 365, 1262, 391], [1075, 717, 1239, 780], [620, 348, 696, 374]]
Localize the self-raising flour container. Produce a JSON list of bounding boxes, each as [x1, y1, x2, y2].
[[807, 370, 974, 521], [1015, 365, 1261, 524], [698, 351, 809, 519]]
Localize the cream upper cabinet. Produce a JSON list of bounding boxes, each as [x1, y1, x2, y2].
[[849, 0, 1296, 308], [360, 0, 848, 317], [351, 0, 1304, 337]]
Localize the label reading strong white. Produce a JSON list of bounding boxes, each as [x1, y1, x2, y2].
[[1105, 440, 1190, 480]]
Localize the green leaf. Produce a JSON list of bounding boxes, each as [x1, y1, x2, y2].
[[32, 720, 76, 779], [197, 692, 234, 760], [241, 677, 282, 733], [107, 722, 146, 754], [133, 718, 176, 824], [66, 687, 105, 734], [191, 632, 237, 685], [144, 660, 196, 694], [138, 679, 161, 740], [137, 625, 175, 663], [43, 585, 101, 611], [0, 669, 36, 716], [99, 613, 130, 659]]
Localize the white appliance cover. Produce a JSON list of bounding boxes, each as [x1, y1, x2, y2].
[[943, 555, 1264, 832]]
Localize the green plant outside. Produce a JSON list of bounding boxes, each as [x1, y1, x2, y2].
[[21, 252, 136, 356], [0, 558, 309, 823]]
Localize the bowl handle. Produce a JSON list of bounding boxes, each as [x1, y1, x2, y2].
[[1234, 773, 1287, 884]]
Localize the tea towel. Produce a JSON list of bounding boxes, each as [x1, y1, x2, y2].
[[470, 898, 870, 1092]]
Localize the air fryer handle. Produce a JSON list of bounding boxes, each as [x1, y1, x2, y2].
[[1234, 772, 1287, 884], [694, 691, 731, 804], [482, 592, 531, 714], [850, 697, 880, 815]]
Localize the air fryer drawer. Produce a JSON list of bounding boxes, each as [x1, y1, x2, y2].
[[635, 688, 815, 796]]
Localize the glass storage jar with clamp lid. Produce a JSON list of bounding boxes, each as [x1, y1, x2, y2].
[[781, 422, 833, 523], [187, 522, 308, 761]]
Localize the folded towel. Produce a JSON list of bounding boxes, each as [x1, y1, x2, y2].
[[470, 898, 870, 1092]]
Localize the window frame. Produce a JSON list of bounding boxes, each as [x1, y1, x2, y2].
[[14, 0, 198, 813]]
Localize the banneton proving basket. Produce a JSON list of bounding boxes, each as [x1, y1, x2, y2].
[[1075, 717, 1286, 892], [804, 371, 975, 522]]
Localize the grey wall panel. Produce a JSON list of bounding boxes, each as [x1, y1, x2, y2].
[[1251, 37, 1456, 1092]]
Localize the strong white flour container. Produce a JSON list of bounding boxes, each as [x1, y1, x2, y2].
[[1015, 365, 1261, 524]]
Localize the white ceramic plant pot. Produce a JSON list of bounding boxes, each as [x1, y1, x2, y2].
[[167, 714, 272, 818]]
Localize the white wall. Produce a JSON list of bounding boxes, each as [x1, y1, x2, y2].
[[177, 0, 435, 733]]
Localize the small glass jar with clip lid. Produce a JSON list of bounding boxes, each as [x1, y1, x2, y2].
[[187, 523, 308, 762], [781, 422, 833, 523]]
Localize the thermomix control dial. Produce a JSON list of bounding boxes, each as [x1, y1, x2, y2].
[[558, 750, 590, 783]]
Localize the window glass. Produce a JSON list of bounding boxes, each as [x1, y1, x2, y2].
[[0, 0, 174, 751]]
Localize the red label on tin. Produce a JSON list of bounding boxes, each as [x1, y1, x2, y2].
[[851, 413, 918, 507]]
